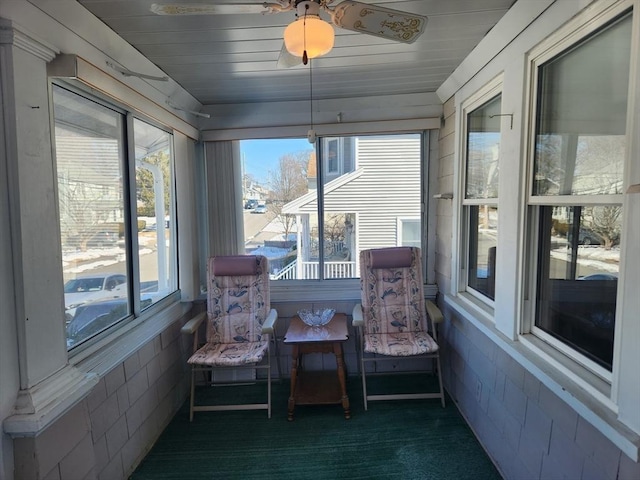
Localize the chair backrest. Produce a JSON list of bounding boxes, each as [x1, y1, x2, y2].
[[359, 247, 427, 335], [206, 255, 270, 344]]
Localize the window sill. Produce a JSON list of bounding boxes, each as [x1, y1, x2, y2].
[[443, 294, 640, 461]]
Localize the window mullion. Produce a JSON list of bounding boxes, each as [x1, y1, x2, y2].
[[125, 113, 142, 315]]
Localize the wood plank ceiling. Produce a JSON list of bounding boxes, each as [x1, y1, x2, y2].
[[77, 0, 515, 106]]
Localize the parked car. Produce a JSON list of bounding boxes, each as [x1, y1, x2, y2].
[[244, 199, 259, 210], [64, 273, 127, 320], [66, 296, 152, 349], [578, 273, 618, 281], [252, 205, 267, 214]]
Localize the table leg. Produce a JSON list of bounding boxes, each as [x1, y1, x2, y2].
[[334, 342, 351, 419], [287, 345, 299, 421]]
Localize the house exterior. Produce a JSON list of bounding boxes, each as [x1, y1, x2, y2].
[[280, 134, 422, 279], [0, 1, 639, 479]]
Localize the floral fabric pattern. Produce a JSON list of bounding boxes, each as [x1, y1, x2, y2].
[[188, 255, 270, 366], [360, 247, 439, 356]]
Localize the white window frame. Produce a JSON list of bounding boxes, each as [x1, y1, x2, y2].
[[52, 81, 181, 355], [397, 217, 421, 248], [457, 77, 504, 310], [325, 137, 340, 174], [232, 131, 433, 300], [520, 0, 635, 399]]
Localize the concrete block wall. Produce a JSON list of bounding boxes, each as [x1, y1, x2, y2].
[[438, 310, 640, 480], [13, 313, 192, 480]]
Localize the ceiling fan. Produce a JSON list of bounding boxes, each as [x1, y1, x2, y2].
[[150, 1, 428, 67]]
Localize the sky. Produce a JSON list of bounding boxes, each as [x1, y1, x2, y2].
[[240, 138, 313, 181]]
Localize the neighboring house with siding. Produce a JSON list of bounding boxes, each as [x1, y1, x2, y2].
[[282, 134, 421, 279]]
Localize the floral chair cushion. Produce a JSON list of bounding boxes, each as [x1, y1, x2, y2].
[[187, 255, 270, 367], [360, 247, 439, 356]]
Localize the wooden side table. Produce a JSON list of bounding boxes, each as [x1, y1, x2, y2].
[[284, 313, 351, 421]]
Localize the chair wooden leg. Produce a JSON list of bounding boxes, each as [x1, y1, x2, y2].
[[272, 333, 282, 382]]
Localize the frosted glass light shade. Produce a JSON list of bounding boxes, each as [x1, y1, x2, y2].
[[284, 16, 334, 59]]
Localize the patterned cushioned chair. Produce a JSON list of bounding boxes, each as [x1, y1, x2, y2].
[[181, 255, 278, 420], [352, 247, 445, 410]]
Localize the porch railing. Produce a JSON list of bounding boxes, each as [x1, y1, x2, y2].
[[271, 260, 357, 280]]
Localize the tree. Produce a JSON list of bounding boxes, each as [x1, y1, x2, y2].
[[267, 151, 310, 241], [583, 206, 621, 250], [58, 177, 121, 251]]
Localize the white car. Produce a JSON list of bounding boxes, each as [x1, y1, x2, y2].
[[64, 273, 127, 320]]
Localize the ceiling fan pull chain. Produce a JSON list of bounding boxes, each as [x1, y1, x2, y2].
[[302, 3, 309, 65]]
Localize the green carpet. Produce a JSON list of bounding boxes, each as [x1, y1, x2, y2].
[[132, 375, 501, 480]]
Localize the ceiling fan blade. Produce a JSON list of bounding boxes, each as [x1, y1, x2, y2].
[[150, 2, 293, 15], [329, 0, 427, 44], [276, 42, 302, 68]]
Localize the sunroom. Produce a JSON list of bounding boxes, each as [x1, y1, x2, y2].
[[1, 0, 639, 479]]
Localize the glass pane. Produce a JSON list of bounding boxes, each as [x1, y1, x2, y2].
[[466, 95, 501, 199], [53, 85, 130, 349], [241, 134, 422, 280], [533, 14, 631, 196], [320, 134, 422, 279], [468, 205, 497, 300], [133, 119, 177, 308], [401, 219, 421, 248], [535, 206, 620, 369], [241, 139, 314, 280]]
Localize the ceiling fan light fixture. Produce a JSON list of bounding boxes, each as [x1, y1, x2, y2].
[[284, 15, 334, 59]]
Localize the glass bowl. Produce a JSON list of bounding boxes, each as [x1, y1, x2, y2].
[[298, 308, 335, 327]]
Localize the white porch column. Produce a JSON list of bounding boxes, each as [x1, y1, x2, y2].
[[1, 19, 97, 439]]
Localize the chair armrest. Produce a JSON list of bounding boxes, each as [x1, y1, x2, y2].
[[426, 300, 444, 324], [352, 303, 364, 328], [261, 308, 278, 335], [181, 311, 206, 335]]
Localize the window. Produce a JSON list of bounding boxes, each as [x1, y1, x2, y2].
[[326, 138, 339, 174], [462, 92, 502, 301], [53, 85, 178, 350], [240, 133, 423, 280], [528, 12, 631, 372], [399, 218, 421, 248]]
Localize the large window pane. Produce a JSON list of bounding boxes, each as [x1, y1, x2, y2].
[[529, 13, 630, 371], [319, 134, 421, 279], [466, 95, 501, 199], [535, 206, 620, 369], [241, 139, 313, 280], [463, 93, 501, 302], [53, 85, 130, 349], [468, 205, 497, 300], [241, 134, 422, 280], [133, 119, 177, 308], [533, 14, 631, 196]]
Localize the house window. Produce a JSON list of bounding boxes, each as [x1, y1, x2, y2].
[[399, 218, 421, 248], [326, 138, 339, 174], [462, 92, 501, 301], [53, 84, 178, 350], [528, 12, 630, 372], [240, 133, 423, 280]]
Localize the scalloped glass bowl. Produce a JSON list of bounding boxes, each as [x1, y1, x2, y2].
[[298, 308, 335, 327]]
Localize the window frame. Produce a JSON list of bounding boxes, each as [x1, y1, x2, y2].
[[51, 80, 181, 354], [235, 131, 432, 298], [521, 5, 633, 384], [458, 78, 504, 309]]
